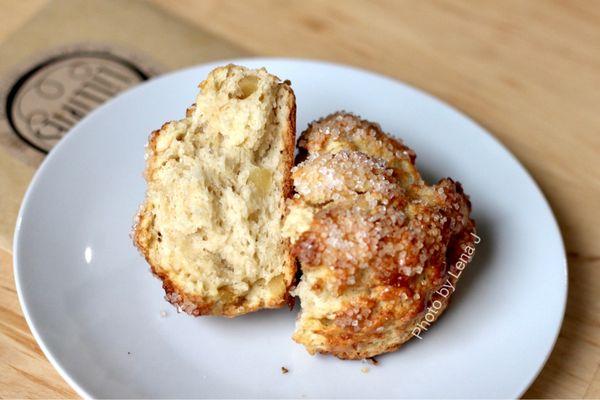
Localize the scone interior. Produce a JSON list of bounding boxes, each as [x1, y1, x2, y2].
[[285, 112, 476, 359], [134, 65, 296, 316]]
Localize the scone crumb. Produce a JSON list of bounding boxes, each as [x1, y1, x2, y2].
[[281, 366, 289, 374], [159, 310, 168, 318], [361, 366, 370, 373]]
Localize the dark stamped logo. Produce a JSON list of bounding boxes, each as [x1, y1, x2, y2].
[[5, 50, 151, 154]]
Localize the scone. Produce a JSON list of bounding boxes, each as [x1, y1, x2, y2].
[[285, 112, 476, 359], [134, 65, 296, 317]]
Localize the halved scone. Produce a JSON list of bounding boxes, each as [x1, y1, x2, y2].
[[285, 112, 476, 359], [134, 65, 296, 317]]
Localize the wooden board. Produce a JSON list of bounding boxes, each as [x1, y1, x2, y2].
[[1, 0, 598, 398]]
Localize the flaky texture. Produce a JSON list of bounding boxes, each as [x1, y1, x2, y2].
[[134, 64, 296, 317], [285, 112, 476, 359]]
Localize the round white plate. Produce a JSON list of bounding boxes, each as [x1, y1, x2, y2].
[[14, 58, 567, 399]]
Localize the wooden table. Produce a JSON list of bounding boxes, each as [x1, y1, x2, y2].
[[1, 0, 598, 398]]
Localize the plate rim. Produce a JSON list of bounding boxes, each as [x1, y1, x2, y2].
[[12, 57, 568, 399]]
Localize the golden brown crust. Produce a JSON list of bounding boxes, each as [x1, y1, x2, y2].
[[280, 84, 298, 306], [289, 112, 476, 359], [291, 151, 399, 205], [133, 67, 297, 317], [297, 111, 420, 186]]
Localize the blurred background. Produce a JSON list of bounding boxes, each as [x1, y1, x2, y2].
[[0, 1, 598, 398]]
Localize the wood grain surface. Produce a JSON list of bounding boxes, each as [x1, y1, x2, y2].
[[1, 0, 598, 398]]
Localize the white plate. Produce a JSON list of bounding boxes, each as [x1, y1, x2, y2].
[[14, 58, 567, 399]]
